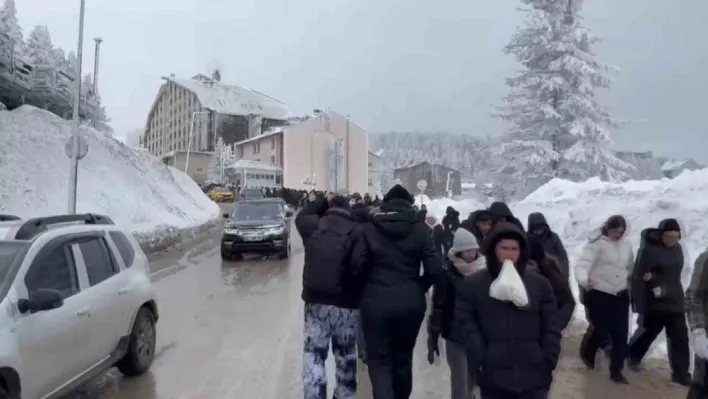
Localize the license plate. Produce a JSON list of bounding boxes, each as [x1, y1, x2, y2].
[[243, 235, 263, 242]]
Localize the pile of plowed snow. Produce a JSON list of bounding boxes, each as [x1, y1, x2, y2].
[[0, 106, 219, 233]]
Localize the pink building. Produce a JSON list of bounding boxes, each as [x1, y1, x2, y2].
[[233, 112, 369, 194]]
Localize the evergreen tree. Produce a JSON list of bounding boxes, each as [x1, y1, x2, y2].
[[25, 25, 54, 65], [494, 0, 632, 191], [0, 0, 23, 52]]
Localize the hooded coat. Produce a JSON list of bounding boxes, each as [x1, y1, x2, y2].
[[631, 220, 686, 314], [460, 209, 491, 245], [527, 212, 570, 278], [488, 202, 525, 232], [450, 223, 561, 395]]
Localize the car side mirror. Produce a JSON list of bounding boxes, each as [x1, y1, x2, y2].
[[286, 210, 293, 217], [18, 288, 64, 314], [223, 213, 230, 219]]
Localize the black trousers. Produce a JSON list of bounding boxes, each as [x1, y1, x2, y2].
[[629, 311, 690, 377], [361, 296, 426, 399], [689, 357, 708, 398], [581, 289, 630, 376]]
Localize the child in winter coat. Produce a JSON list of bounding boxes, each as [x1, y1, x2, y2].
[[428, 228, 485, 399]]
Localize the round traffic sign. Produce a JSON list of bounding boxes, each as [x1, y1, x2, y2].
[[65, 136, 89, 160], [417, 179, 427, 190]]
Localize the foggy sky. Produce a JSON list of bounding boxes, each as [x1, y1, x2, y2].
[[18, 0, 708, 161]]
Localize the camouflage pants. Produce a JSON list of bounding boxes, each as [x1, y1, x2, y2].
[[303, 303, 359, 399]]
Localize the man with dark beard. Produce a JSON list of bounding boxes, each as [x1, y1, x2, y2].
[[354, 184, 443, 399]]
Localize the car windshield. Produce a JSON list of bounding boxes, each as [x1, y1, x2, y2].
[[232, 203, 283, 220], [214, 187, 231, 193], [241, 189, 264, 199], [0, 241, 25, 284]]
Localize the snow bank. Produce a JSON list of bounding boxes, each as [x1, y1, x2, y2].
[[425, 171, 708, 357], [0, 106, 219, 243]]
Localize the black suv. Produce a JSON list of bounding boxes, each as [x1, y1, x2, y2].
[[221, 199, 293, 261]]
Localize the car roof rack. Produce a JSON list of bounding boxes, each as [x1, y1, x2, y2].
[[0, 214, 21, 221], [14, 213, 115, 240]]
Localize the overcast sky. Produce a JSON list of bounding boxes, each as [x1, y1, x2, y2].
[[18, 0, 708, 160]]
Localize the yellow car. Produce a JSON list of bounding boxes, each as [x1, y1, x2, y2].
[[209, 187, 235, 202]]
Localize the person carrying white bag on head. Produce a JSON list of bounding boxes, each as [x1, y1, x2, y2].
[[449, 222, 561, 399]]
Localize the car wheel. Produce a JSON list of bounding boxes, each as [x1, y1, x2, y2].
[[278, 243, 290, 259], [117, 307, 156, 377], [221, 250, 231, 260]]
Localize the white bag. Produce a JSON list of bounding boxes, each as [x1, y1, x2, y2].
[[489, 259, 529, 307]]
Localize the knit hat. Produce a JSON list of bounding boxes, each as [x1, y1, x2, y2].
[[449, 228, 479, 258], [659, 218, 681, 233], [383, 184, 414, 204]]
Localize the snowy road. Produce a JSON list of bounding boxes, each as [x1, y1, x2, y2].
[[61, 207, 688, 398]]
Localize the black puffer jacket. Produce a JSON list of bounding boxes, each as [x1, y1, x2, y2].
[[450, 223, 561, 394], [357, 198, 443, 299], [429, 258, 467, 340], [527, 212, 570, 278], [488, 201, 525, 231], [631, 222, 685, 314], [295, 199, 367, 308]]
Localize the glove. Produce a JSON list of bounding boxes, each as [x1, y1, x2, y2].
[[693, 329, 708, 360], [427, 333, 440, 364]]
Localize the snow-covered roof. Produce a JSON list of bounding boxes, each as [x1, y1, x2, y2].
[[661, 159, 689, 172], [163, 76, 290, 121], [368, 150, 381, 159], [227, 159, 282, 171], [233, 127, 285, 147]]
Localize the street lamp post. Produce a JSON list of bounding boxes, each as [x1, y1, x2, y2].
[[91, 37, 102, 128], [184, 111, 210, 174], [67, 0, 86, 214]]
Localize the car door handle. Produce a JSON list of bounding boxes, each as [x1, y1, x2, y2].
[[117, 288, 130, 295], [77, 308, 90, 317]]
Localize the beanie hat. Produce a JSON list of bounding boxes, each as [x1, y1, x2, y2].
[[448, 228, 479, 259], [383, 184, 414, 204], [659, 218, 681, 233]]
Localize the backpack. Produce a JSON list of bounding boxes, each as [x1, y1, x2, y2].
[[303, 218, 355, 296]]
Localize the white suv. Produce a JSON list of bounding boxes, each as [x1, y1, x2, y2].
[[0, 214, 159, 399]]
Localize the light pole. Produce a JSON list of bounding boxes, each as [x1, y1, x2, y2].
[[184, 110, 210, 174], [91, 37, 102, 128], [67, 0, 86, 214]]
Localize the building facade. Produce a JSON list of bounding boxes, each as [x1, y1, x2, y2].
[[368, 151, 382, 196], [233, 112, 369, 194], [393, 161, 462, 198], [161, 150, 211, 184], [142, 73, 290, 159]]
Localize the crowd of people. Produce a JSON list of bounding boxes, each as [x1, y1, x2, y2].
[[292, 183, 707, 399]]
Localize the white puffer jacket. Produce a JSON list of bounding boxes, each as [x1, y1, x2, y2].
[[575, 235, 634, 296]]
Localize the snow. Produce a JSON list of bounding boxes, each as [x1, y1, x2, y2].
[[0, 105, 219, 235], [425, 170, 708, 358], [165, 76, 290, 121]]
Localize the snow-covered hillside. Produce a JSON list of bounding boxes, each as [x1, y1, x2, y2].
[[0, 106, 219, 233], [424, 170, 708, 356]]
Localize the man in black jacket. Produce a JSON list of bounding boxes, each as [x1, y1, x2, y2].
[[527, 212, 570, 278], [295, 194, 368, 399], [355, 184, 443, 399], [450, 222, 561, 398], [460, 209, 492, 246], [442, 206, 461, 254], [629, 218, 691, 386]]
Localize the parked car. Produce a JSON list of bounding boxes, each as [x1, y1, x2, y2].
[[221, 200, 293, 261], [0, 214, 158, 399], [208, 187, 235, 202]]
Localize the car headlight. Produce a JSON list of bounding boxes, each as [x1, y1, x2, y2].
[[265, 226, 286, 235], [224, 228, 239, 235]]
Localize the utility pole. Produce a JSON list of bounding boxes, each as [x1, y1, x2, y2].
[[91, 37, 102, 128], [67, 0, 86, 214]]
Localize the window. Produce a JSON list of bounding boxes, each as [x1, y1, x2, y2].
[[110, 232, 135, 267], [253, 142, 260, 154], [271, 137, 275, 149], [25, 245, 78, 299], [368, 162, 373, 167], [368, 178, 373, 186], [79, 238, 117, 286], [270, 155, 275, 164]]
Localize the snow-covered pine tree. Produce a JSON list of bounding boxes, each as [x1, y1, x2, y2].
[[25, 25, 54, 65], [495, 0, 632, 192], [0, 0, 23, 52], [207, 137, 236, 183]]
